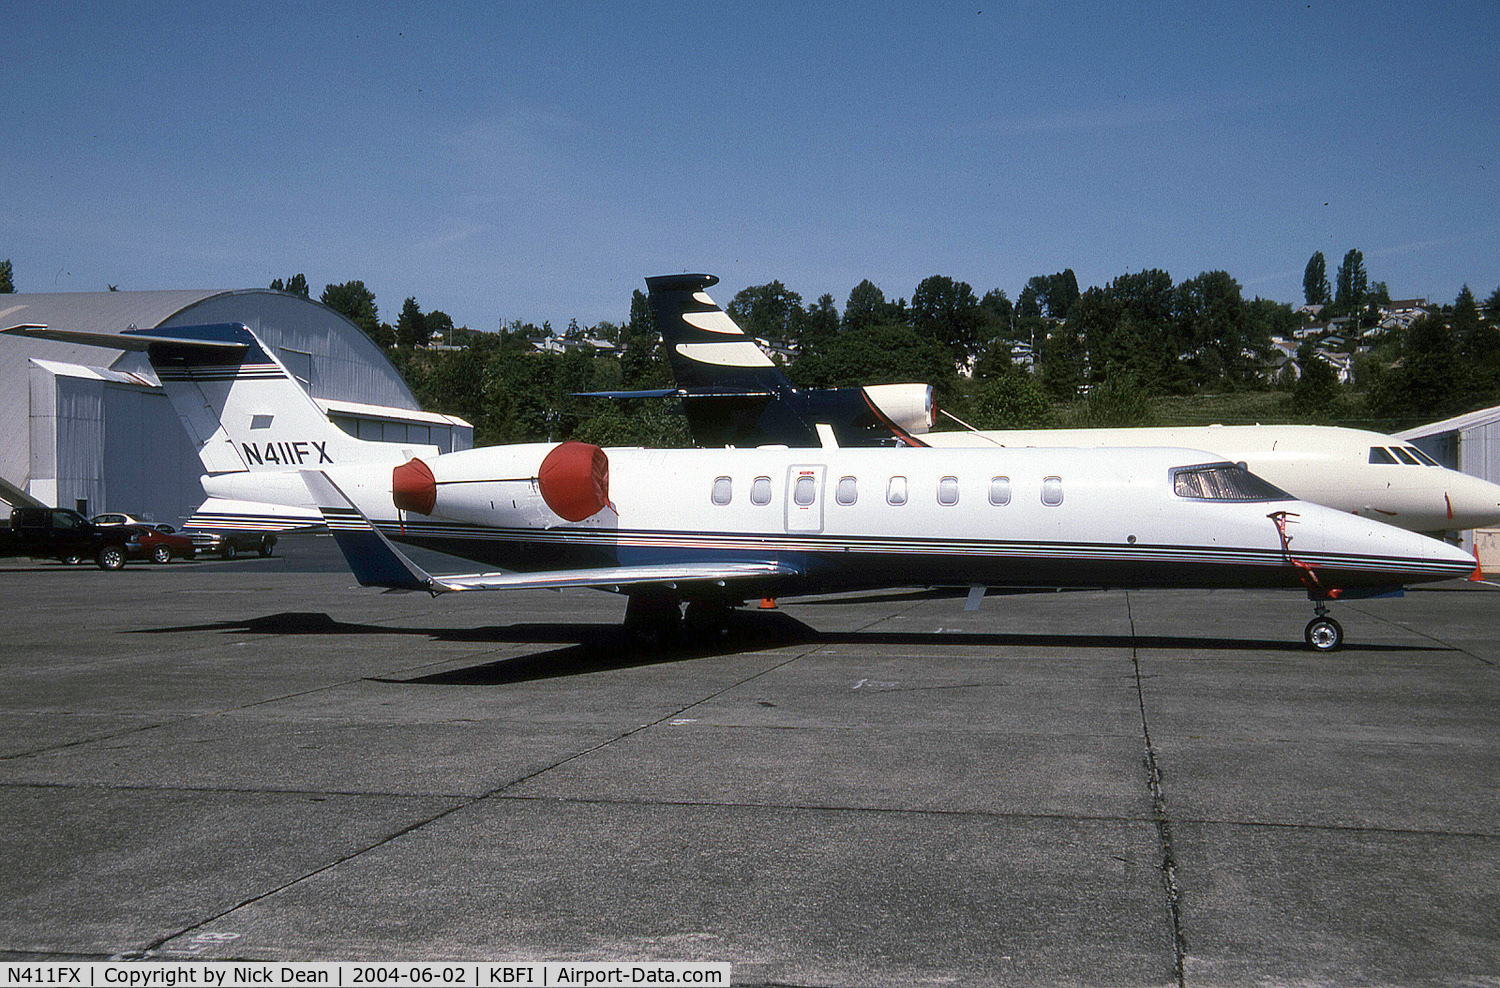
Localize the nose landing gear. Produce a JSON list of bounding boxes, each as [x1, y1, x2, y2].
[[1304, 602, 1344, 652]]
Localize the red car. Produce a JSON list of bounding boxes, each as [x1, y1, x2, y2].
[[120, 524, 196, 563]]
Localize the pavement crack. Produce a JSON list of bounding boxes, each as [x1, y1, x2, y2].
[[122, 634, 837, 959], [1126, 592, 1187, 988], [1350, 602, 1496, 666]]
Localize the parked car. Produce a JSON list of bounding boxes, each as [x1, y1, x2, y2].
[[91, 512, 153, 527], [187, 530, 277, 559], [1, 507, 133, 570], [120, 524, 196, 563]]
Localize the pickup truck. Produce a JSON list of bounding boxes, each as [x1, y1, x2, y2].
[[0, 507, 135, 570]]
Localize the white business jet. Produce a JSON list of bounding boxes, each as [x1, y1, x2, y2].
[[4, 322, 1476, 651]]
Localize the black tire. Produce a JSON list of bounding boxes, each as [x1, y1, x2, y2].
[[1305, 616, 1344, 652], [258, 538, 273, 557], [151, 545, 173, 564], [222, 543, 237, 560], [624, 594, 682, 648], [96, 545, 127, 571]]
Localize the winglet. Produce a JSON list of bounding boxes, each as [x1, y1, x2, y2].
[[300, 471, 442, 593]]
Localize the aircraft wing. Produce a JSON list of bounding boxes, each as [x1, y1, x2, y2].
[[572, 388, 777, 400], [300, 471, 799, 594], [2, 324, 250, 358]]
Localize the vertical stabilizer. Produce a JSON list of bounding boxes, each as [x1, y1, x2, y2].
[[644, 274, 788, 393], [127, 323, 424, 473]]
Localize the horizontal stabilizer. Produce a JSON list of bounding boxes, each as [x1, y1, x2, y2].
[[2, 325, 250, 359]]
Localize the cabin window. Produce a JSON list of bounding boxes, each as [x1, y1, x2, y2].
[[836, 476, 858, 505], [1406, 446, 1440, 466], [711, 476, 733, 505], [937, 476, 960, 505], [1172, 463, 1291, 501], [793, 475, 817, 506], [750, 476, 772, 505], [1369, 446, 1399, 464], [989, 476, 1011, 505], [1391, 446, 1420, 465], [1041, 476, 1064, 506], [887, 476, 908, 505]]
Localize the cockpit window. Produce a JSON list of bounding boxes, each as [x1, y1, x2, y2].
[[1391, 446, 1420, 465], [1406, 446, 1440, 466], [1369, 446, 1398, 464], [1172, 463, 1291, 501]]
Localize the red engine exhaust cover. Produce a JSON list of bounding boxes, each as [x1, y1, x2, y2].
[[538, 442, 610, 521], [392, 457, 437, 515]]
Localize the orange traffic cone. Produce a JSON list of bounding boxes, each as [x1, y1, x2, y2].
[[759, 597, 777, 609], [1470, 548, 1486, 582]]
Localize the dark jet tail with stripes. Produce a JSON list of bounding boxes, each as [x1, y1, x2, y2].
[[581, 274, 935, 448]]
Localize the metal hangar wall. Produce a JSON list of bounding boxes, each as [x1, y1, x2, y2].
[[0, 288, 472, 524]]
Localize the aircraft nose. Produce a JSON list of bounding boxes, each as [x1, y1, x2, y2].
[[1443, 472, 1500, 529]]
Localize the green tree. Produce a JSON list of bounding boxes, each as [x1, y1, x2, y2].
[[1367, 313, 1465, 427], [790, 322, 956, 399], [1174, 270, 1261, 388], [1334, 249, 1368, 313], [1452, 284, 1481, 339], [1016, 282, 1042, 320], [1302, 252, 1330, 305], [843, 280, 889, 333], [0, 258, 14, 293], [727, 281, 804, 344], [620, 288, 667, 388], [1070, 375, 1157, 427], [321, 281, 383, 344], [1291, 344, 1342, 418], [396, 297, 429, 348], [910, 275, 982, 363], [1455, 285, 1500, 406], [1037, 321, 1087, 400], [270, 274, 310, 298], [967, 372, 1053, 428]]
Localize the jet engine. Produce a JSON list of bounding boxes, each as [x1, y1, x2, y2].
[[392, 441, 612, 527], [861, 383, 935, 436]]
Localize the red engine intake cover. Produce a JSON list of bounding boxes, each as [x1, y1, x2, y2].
[[392, 457, 437, 515], [538, 442, 610, 522]]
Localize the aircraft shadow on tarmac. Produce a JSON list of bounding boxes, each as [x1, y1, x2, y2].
[[132, 606, 1452, 685]]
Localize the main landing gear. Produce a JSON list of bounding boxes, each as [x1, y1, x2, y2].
[[1304, 602, 1344, 652], [623, 594, 736, 647]]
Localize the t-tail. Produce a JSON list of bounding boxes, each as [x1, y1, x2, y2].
[[3, 322, 430, 475], [579, 274, 935, 448], [647, 273, 934, 447]]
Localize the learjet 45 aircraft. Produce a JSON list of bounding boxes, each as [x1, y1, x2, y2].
[[4, 321, 1477, 651], [638, 274, 1500, 534]]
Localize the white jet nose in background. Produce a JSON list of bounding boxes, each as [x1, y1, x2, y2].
[[1440, 471, 1500, 531], [1291, 501, 1480, 583]]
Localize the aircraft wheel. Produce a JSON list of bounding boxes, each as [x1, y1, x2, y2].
[[1305, 616, 1344, 652], [683, 600, 732, 640], [624, 594, 681, 648], [151, 545, 174, 564], [96, 545, 127, 571]]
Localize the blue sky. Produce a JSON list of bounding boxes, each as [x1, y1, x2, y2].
[[5, 1, 1496, 332]]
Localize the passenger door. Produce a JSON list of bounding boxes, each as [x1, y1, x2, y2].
[[785, 465, 826, 534]]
